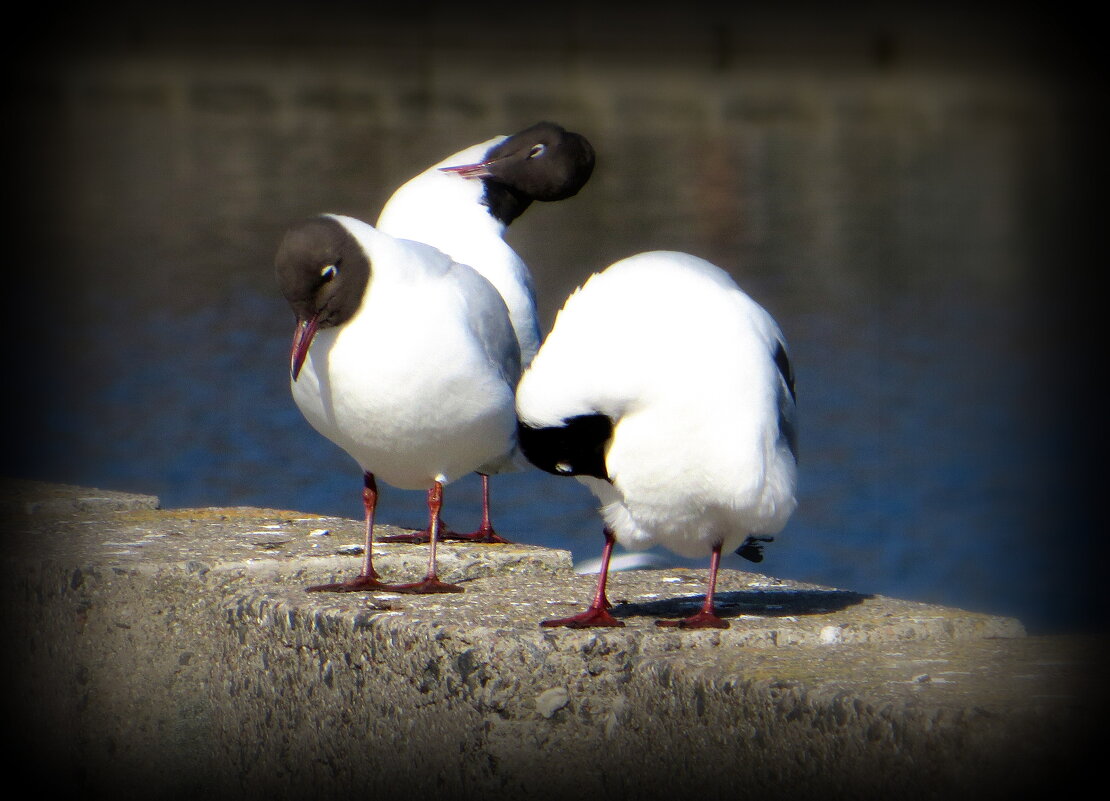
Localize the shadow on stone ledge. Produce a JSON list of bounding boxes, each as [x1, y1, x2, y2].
[[612, 588, 872, 621]]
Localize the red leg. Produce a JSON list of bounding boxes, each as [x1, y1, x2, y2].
[[392, 481, 464, 594], [542, 528, 624, 628], [656, 542, 729, 629], [382, 474, 513, 544], [444, 474, 513, 543], [307, 473, 405, 592]]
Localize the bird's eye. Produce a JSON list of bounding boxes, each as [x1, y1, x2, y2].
[[528, 144, 546, 159], [320, 264, 338, 281]]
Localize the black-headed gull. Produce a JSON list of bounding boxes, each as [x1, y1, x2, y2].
[[516, 251, 798, 628], [376, 121, 594, 542], [276, 214, 520, 594]]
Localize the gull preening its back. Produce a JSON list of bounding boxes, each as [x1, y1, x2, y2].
[[516, 250, 798, 628]]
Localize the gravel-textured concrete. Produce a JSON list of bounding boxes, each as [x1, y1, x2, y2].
[[1, 479, 1101, 800]]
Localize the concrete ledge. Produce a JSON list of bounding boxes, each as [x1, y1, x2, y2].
[[1, 479, 1101, 800]]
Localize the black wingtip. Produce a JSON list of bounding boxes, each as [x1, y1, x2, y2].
[[736, 535, 775, 563]]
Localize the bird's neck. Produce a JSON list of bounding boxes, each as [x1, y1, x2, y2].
[[379, 167, 508, 239], [482, 181, 533, 226]]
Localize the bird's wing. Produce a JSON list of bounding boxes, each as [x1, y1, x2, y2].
[[449, 262, 523, 388]]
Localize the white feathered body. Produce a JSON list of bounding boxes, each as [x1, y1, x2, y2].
[[376, 138, 542, 366], [516, 251, 797, 559], [291, 215, 520, 490]]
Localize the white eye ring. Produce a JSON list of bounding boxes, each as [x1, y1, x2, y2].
[[528, 144, 546, 159], [320, 264, 338, 281]]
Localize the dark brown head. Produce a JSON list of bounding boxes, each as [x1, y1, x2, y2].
[[440, 121, 596, 224], [275, 214, 371, 379]]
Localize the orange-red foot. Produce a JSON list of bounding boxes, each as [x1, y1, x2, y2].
[[655, 610, 730, 629], [378, 530, 433, 544], [390, 577, 465, 594], [306, 575, 401, 593], [541, 606, 625, 628], [378, 522, 464, 544], [443, 526, 513, 544]]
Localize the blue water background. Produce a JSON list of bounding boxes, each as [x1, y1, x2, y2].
[[10, 34, 1097, 635]]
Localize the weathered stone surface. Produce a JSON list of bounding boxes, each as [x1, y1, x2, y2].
[[0, 479, 160, 516], [1, 479, 1101, 800]]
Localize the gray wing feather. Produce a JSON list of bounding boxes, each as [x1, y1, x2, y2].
[[450, 263, 523, 388]]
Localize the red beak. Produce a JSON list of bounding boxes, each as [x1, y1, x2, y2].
[[290, 315, 320, 380], [438, 161, 495, 179]]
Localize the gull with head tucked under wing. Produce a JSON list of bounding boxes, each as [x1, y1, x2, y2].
[[516, 250, 798, 628]]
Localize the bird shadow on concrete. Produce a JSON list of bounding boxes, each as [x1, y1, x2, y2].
[[610, 588, 873, 621]]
